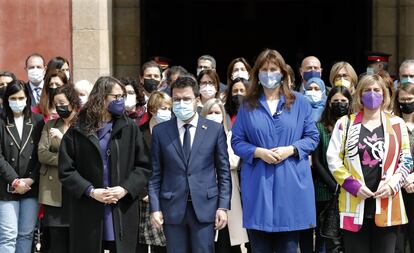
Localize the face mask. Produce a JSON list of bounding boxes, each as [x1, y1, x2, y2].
[[206, 113, 223, 124], [0, 87, 6, 98], [361, 91, 383, 110], [331, 101, 349, 117], [143, 78, 159, 93], [258, 71, 283, 89], [400, 77, 414, 85], [27, 68, 44, 84], [49, 87, 57, 102], [232, 71, 249, 81], [304, 90, 323, 103], [196, 68, 202, 76], [124, 94, 137, 110], [107, 99, 125, 118], [199, 84, 217, 98], [399, 102, 414, 114], [79, 95, 87, 107], [173, 101, 195, 121], [366, 67, 374, 75], [56, 105, 72, 119], [9, 99, 27, 113], [303, 71, 321, 81], [334, 78, 351, 89], [231, 94, 244, 107], [155, 109, 171, 123]]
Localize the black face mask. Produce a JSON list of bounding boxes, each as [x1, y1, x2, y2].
[[0, 87, 6, 98], [56, 105, 72, 119], [49, 87, 57, 102], [399, 102, 414, 114], [331, 101, 349, 118], [231, 94, 244, 107], [143, 78, 159, 93]]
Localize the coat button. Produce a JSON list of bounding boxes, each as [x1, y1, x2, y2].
[[10, 142, 13, 146], [48, 176, 53, 180], [29, 156, 32, 160], [11, 158, 15, 162]]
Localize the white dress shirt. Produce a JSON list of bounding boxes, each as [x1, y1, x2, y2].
[[177, 113, 199, 148]]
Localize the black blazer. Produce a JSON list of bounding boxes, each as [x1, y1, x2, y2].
[[0, 114, 44, 200]]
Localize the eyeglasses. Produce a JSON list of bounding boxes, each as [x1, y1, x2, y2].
[[108, 93, 126, 101], [172, 97, 195, 104], [200, 81, 215, 86]]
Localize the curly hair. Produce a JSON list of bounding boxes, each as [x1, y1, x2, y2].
[[54, 85, 81, 124], [119, 76, 146, 107], [76, 76, 125, 135]]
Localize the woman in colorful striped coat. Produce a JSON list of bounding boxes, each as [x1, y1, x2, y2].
[[327, 74, 413, 253]]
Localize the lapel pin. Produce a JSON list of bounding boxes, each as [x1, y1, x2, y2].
[[202, 125, 207, 129]]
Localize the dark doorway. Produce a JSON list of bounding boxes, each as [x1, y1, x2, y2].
[[141, 0, 372, 87]]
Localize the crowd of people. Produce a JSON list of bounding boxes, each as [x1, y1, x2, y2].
[[0, 49, 413, 253]]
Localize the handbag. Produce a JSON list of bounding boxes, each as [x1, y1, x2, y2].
[[138, 200, 166, 246], [319, 116, 350, 240]]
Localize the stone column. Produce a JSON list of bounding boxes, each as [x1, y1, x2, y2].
[[372, 0, 398, 74], [113, 0, 141, 78], [71, 0, 113, 83], [398, 0, 414, 63]]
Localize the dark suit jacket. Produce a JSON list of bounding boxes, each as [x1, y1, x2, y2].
[[149, 116, 231, 224], [0, 114, 44, 200]]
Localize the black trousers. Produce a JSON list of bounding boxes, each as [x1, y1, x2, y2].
[[342, 218, 398, 253], [396, 190, 414, 253], [102, 241, 116, 253], [215, 225, 242, 253]]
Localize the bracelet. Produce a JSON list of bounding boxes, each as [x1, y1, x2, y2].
[[12, 179, 19, 188]]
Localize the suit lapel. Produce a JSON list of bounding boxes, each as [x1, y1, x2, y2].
[[166, 118, 186, 166], [5, 117, 22, 150], [188, 117, 208, 167]]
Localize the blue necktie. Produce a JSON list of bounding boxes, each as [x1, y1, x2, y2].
[[34, 87, 41, 104], [183, 124, 191, 163]]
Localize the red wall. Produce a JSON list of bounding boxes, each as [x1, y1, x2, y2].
[[0, 0, 72, 80]]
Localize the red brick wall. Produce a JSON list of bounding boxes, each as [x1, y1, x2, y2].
[[0, 0, 72, 80]]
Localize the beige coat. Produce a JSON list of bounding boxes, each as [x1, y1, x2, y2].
[[226, 131, 249, 245], [38, 119, 65, 207]]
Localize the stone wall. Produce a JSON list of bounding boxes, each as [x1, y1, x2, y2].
[[72, 0, 113, 83]]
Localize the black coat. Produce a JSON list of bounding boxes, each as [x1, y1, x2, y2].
[[58, 115, 151, 253], [0, 114, 43, 200]]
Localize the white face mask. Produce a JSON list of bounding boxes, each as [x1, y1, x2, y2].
[[206, 113, 223, 124], [79, 95, 88, 107], [27, 68, 44, 84], [65, 70, 70, 80], [304, 90, 323, 103], [199, 84, 216, 98], [156, 109, 172, 123], [232, 70, 249, 81], [125, 94, 137, 110], [9, 99, 27, 113]]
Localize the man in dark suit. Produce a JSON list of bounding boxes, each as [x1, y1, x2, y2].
[[149, 75, 231, 253], [25, 53, 46, 107]]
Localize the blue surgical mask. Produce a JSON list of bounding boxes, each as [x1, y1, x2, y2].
[[258, 71, 283, 89], [303, 71, 321, 81], [401, 77, 414, 85], [156, 109, 172, 123], [304, 90, 323, 104], [107, 99, 125, 118], [9, 99, 27, 113], [173, 101, 195, 121]]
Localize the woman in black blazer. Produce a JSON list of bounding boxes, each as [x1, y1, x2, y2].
[[0, 80, 43, 253]]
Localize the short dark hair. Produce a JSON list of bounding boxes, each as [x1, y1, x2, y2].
[[46, 56, 69, 71], [140, 60, 162, 78], [166, 66, 188, 84], [0, 71, 16, 80], [54, 84, 81, 112], [119, 76, 146, 107], [171, 75, 199, 97], [3, 80, 32, 119], [25, 53, 45, 68]]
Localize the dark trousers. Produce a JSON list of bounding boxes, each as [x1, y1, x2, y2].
[[46, 226, 69, 253], [136, 243, 166, 253], [215, 225, 242, 253], [342, 218, 398, 253], [163, 202, 215, 253], [299, 228, 314, 253], [247, 229, 299, 253], [396, 190, 414, 253], [102, 241, 116, 253]]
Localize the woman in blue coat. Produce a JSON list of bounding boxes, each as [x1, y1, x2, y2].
[[231, 49, 319, 253]]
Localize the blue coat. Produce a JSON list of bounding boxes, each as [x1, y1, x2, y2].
[[231, 92, 319, 232], [149, 116, 231, 224]]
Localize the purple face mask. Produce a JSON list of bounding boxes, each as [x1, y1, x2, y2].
[[361, 91, 383, 110], [107, 99, 125, 118]]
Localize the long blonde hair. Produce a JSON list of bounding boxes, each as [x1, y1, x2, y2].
[[200, 98, 229, 133]]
